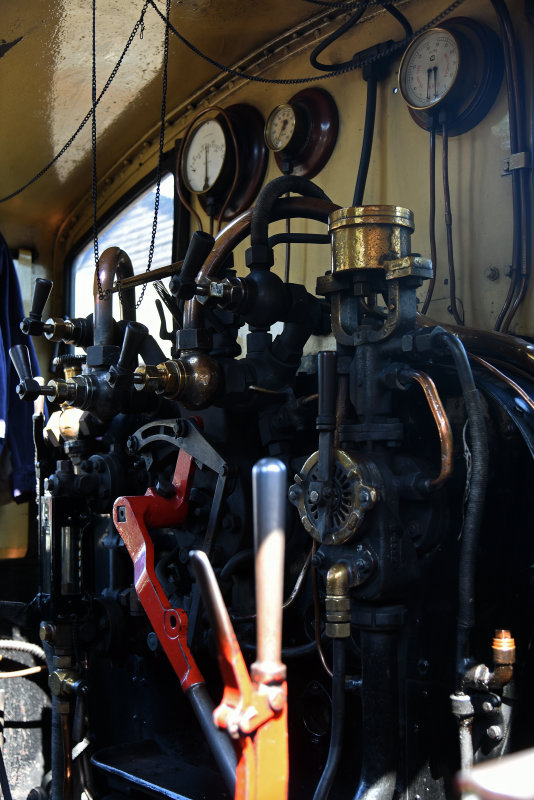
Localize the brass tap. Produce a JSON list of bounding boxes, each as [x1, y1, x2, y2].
[[325, 563, 351, 638], [135, 353, 223, 409]]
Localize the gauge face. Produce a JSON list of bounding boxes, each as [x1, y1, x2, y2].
[[399, 28, 460, 110], [181, 118, 227, 194], [264, 104, 297, 152]]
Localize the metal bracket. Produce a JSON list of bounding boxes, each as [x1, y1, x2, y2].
[[502, 151, 531, 175]]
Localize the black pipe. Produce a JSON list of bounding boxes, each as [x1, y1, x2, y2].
[[313, 639, 346, 800], [353, 78, 377, 207], [43, 642, 65, 800], [438, 333, 489, 681], [353, 626, 399, 800], [249, 176, 330, 259]]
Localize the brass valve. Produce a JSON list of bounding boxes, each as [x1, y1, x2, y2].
[[135, 353, 223, 409], [325, 563, 351, 638]]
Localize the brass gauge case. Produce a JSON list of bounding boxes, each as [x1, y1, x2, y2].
[[329, 205, 414, 274]]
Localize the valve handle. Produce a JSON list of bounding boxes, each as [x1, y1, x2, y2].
[[252, 457, 287, 678], [10, 344, 34, 382], [317, 350, 337, 430], [30, 278, 53, 320], [20, 278, 53, 335], [170, 230, 215, 300], [116, 321, 148, 374]]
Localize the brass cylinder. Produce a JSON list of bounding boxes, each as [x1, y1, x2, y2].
[[329, 205, 415, 273]]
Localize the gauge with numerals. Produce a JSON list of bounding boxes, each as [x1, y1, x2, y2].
[[182, 118, 227, 194], [264, 88, 339, 177], [398, 18, 504, 136], [178, 104, 268, 221]]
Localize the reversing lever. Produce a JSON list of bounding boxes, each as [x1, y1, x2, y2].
[[20, 278, 53, 336]]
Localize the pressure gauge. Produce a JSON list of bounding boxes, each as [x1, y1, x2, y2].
[[177, 104, 268, 221], [264, 88, 339, 177], [265, 104, 300, 153], [399, 29, 459, 111], [398, 18, 504, 136], [182, 118, 227, 194]]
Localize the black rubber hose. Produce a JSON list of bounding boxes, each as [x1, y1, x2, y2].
[[310, 3, 369, 72], [313, 639, 346, 800], [438, 333, 489, 681], [250, 176, 331, 252], [353, 78, 377, 207]]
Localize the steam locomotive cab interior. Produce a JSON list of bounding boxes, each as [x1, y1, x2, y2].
[[1, 1, 533, 799]]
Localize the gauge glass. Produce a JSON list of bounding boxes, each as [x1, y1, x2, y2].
[[182, 118, 227, 194], [399, 29, 460, 110], [265, 104, 297, 152]]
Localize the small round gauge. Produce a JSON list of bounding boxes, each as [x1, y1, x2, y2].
[[398, 18, 504, 136], [399, 28, 459, 110], [265, 104, 297, 152], [181, 118, 227, 194], [265, 88, 339, 178]]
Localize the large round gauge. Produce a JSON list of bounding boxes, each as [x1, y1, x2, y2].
[[398, 18, 504, 136], [399, 29, 459, 111], [264, 88, 339, 178], [182, 118, 227, 194], [178, 104, 268, 221]]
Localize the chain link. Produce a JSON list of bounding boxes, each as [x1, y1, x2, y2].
[[0, 1, 150, 205], [133, 0, 171, 310], [149, 0, 467, 85]]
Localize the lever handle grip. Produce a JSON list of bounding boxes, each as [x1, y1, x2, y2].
[[30, 278, 53, 320], [317, 350, 337, 430], [116, 321, 148, 373], [10, 344, 34, 382], [252, 457, 286, 674]]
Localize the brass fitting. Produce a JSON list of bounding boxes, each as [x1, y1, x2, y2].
[[329, 205, 414, 274], [48, 668, 84, 698], [492, 629, 516, 665], [325, 562, 351, 638], [135, 353, 223, 409]]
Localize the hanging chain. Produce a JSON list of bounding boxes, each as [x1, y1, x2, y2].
[[133, 0, 171, 310], [92, 0, 103, 299], [0, 1, 149, 205]]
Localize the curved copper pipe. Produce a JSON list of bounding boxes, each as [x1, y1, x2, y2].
[[184, 196, 338, 329], [469, 354, 534, 415], [403, 368, 453, 490], [93, 247, 135, 346]]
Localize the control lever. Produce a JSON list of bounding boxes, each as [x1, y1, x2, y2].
[[20, 278, 53, 336], [190, 457, 288, 800], [169, 230, 215, 300], [107, 321, 149, 389], [315, 350, 337, 540], [10, 344, 54, 402]]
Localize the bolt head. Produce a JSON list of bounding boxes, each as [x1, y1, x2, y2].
[[487, 725, 503, 741], [309, 490, 319, 504]]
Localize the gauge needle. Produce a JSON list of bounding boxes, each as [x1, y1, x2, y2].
[[203, 144, 210, 191], [426, 68, 432, 101]]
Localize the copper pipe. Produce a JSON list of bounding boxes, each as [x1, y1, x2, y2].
[[184, 196, 338, 329], [61, 712, 73, 800], [93, 247, 135, 346], [469, 354, 534, 414], [402, 368, 453, 490], [0, 666, 44, 678]]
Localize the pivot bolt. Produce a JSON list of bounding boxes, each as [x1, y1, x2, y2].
[[309, 490, 319, 503], [486, 725, 503, 741]]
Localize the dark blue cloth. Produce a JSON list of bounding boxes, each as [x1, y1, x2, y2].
[[0, 233, 41, 501]]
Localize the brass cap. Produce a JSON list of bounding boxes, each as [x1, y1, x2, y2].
[[492, 629, 516, 665]]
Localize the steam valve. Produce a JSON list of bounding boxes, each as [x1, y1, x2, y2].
[[20, 278, 53, 335], [10, 344, 54, 402]]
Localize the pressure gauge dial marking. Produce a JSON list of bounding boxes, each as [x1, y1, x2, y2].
[[177, 104, 268, 222], [264, 88, 338, 178], [182, 119, 227, 194], [265, 104, 297, 152], [400, 29, 459, 110], [398, 17, 504, 136]]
